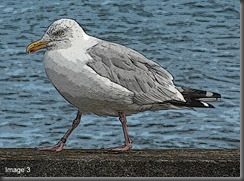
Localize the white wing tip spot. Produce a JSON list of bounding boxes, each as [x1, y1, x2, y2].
[[201, 101, 209, 107], [206, 91, 214, 97]]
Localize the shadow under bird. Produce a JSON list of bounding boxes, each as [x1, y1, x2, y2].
[[26, 18, 221, 151]]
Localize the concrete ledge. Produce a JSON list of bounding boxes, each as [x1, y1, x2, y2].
[[0, 148, 240, 177]]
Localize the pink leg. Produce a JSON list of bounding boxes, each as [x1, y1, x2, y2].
[[36, 111, 82, 152], [107, 112, 132, 151]]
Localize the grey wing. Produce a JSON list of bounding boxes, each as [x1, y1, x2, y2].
[[86, 41, 185, 105]]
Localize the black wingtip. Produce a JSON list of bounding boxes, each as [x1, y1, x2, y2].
[[205, 102, 215, 108], [190, 101, 216, 108], [166, 100, 216, 108], [210, 92, 221, 98], [177, 86, 221, 102]]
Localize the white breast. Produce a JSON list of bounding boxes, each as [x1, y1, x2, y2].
[[43, 47, 134, 115]]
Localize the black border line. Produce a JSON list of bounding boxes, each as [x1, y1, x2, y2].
[[1, 1, 242, 181]]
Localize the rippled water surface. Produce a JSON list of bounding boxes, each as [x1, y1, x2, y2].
[[0, 0, 240, 149]]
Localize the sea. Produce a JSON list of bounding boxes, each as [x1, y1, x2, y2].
[[0, 0, 240, 150]]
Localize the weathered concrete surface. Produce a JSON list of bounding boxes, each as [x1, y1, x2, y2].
[[0, 148, 240, 177]]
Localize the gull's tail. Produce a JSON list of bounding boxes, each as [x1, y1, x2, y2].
[[167, 86, 221, 108]]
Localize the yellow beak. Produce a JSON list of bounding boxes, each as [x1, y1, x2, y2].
[[26, 40, 49, 53]]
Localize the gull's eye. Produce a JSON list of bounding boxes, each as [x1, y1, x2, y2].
[[53, 29, 65, 36]]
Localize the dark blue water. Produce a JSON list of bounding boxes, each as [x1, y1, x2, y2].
[[0, 0, 240, 150]]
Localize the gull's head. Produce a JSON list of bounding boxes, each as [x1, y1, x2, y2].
[[26, 18, 88, 53]]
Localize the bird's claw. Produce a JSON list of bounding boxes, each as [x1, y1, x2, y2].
[[35, 141, 65, 152]]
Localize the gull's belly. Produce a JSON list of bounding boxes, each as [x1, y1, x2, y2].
[[43, 50, 135, 115]]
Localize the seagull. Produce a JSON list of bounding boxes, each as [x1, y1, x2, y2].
[[26, 18, 221, 151]]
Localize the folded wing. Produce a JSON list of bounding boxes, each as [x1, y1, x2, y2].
[[86, 41, 185, 106]]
